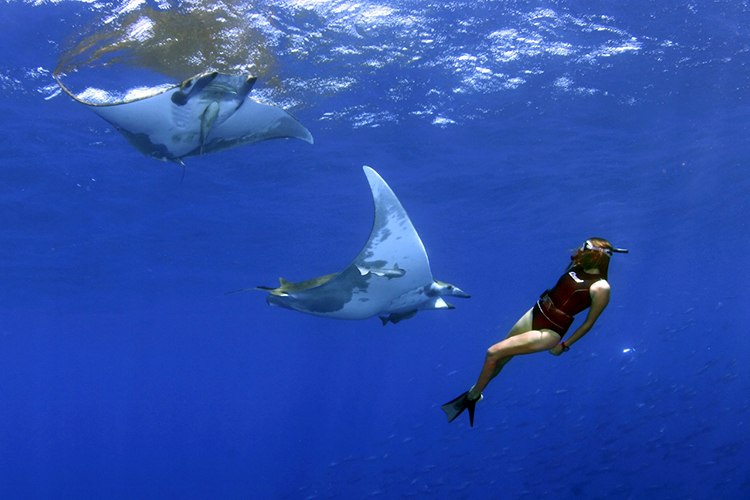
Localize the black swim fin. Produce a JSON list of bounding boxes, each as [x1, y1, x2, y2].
[[441, 391, 482, 427]]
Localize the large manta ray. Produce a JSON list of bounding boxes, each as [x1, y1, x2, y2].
[[55, 71, 313, 164], [230, 166, 470, 325]]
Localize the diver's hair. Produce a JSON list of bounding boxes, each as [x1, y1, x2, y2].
[[569, 237, 613, 278]]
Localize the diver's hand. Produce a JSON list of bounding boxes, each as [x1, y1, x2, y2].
[[549, 344, 564, 356]]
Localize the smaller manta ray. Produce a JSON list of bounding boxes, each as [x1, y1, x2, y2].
[[228, 166, 470, 325], [55, 71, 313, 164]]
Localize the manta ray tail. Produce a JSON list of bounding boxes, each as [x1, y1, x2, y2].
[[224, 286, 275, 295]]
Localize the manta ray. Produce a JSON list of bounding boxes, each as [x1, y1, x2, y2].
[[55, 71, 313, 164], [229, 166, 470, 325]]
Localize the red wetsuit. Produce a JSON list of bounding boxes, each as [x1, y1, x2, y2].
[[531, 266, 605, 336]]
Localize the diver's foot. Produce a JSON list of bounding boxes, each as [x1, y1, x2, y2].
[[467, 391, 483, 403], [442, 391, 483, 427], [465, 393, 482, 427]]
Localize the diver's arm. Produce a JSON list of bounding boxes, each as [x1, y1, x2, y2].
[[549, 280, 610, 355]]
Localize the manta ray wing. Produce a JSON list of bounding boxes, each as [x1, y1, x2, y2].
[[352, 166, 434, 289], [56, 72, 313, 163], [266, 166, 435, 320], [87, 90, 195, 161], [196, 97, 313, 158]]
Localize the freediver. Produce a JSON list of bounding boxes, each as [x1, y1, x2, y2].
[[442, 238, 628, 426]]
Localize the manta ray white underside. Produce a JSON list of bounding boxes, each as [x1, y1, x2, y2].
[[56, 71, 313, 164], [238, 166, 469, 325]]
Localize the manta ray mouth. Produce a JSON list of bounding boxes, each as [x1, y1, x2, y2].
[[266, 295, 294, 310]]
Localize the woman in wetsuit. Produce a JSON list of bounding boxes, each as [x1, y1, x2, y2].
[[442, 238, 627, 426]]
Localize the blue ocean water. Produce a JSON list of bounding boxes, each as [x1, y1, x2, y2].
[[1, 0, 749, 498]]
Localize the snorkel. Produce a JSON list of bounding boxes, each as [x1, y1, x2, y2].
[[581, 239, 629, 256]]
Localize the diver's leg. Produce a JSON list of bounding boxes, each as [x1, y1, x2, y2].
[[479, 311, 531, 384], [468, 310, 560, 399], [470, 309, 533, 391]]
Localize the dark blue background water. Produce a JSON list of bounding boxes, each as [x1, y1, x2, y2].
[[1, 1, 748, 499]]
